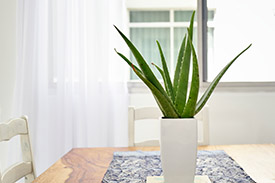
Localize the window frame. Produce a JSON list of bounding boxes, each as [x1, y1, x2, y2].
[[126, 0, 275, 93]]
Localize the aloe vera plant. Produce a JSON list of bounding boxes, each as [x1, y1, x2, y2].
[[114, 11, 251, 118]]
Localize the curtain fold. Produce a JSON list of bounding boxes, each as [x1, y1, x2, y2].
[[14, 0, 128, 175]]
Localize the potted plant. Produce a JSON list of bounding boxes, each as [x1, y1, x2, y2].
[[114, 11, 251, 183]]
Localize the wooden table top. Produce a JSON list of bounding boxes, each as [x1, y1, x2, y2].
[[33, 144, 275, 183]]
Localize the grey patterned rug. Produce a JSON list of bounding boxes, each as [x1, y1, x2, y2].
[[102, 150, 256, 183]]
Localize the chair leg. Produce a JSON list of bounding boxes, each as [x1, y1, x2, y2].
[[25, 174, 35, 183]]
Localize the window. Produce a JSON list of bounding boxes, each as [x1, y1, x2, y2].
[[129, 10, 214, 80], [127, 0, 275, 86], [207, 0, 275, 82]]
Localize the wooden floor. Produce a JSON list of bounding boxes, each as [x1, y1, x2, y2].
[[33, 144, 275, 183]]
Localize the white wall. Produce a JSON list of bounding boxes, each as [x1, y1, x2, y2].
[[130, 90, 275, 145], [0, 0, 18, 174], [0, 0, 16, 121]]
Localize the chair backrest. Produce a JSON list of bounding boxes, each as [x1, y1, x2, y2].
[[0, 116, 35, 183], [128, 106, 209, 147]]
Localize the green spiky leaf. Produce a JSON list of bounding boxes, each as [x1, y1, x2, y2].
[[182, 31, 200, 117], [174, 11, 195, 114], [152, 63, 164, 77], [156, 41, 174, 101], [173, 34, 187, 96], [151, 63, 169, 96]]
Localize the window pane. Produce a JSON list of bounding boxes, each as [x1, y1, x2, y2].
[[207, 0, 275, 82], [175, 10, 215, 22], [174, 10, 196, 22], [130, 11, 169, 22], [130, 28, 170, 79], [208, 11, 215, 21]]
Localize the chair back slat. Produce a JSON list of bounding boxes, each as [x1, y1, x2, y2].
[[21, 135, 33, 163], [0, 116, 35, 183], [0, 118, 27, 141], [1, 162, 32, 183], [134, 107, 162, 120], [128, 106, 162, 147]]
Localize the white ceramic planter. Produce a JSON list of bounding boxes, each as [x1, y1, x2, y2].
[[160, 118, 198, 183]]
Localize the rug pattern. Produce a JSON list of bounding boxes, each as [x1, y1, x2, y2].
[[102, 150, 255, 183]]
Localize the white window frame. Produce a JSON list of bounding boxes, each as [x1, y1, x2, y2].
[[126, 0, 275, 93]]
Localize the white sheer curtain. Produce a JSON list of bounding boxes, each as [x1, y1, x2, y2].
[[14, 0, 128, 175]]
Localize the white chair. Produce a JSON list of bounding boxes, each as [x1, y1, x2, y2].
[[128, 106, 209, 147], [0, 116, 35, 183]]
